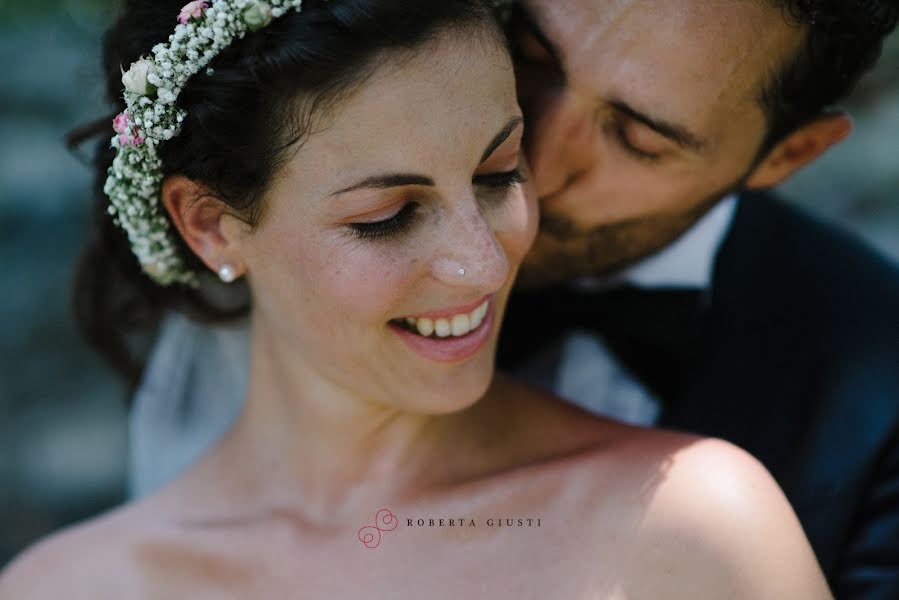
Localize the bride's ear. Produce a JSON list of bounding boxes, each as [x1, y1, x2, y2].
[[161, 175, 251, 275]]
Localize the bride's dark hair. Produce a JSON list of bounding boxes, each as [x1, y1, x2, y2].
[[74, 0, 502, 388]]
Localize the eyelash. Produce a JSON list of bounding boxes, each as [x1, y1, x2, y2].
[[349, 202, 421, 240], [349, 168, 527, 240], [473, 167, 527, 190]]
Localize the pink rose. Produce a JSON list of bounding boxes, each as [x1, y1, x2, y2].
[[178, 0, 209, 25], [112, 112, 129, 134], [120, 127, 144, 147]]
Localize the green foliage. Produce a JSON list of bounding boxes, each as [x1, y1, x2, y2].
[[0, 0, 118, 27]]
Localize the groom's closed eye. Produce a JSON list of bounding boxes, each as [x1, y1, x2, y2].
[[606, 113, 673, 162], [602, 100, 709, 162], [506, 5, 707, 164]]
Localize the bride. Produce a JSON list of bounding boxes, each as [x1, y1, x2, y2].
[[1, 0, 830, 597]]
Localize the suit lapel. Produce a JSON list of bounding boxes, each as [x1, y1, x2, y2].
[[660, 192, 805, 474]]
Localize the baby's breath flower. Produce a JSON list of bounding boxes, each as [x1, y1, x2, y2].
[[104, 0, 304, 287]]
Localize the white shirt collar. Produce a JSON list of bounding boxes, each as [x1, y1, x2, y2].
[[574, 194, 739, 292]]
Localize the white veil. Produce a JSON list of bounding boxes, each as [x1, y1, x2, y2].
[[128, 312, 250, 497]]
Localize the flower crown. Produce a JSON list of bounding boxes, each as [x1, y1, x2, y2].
[[105, 0, 516, 287], [103, 0, 305, 287]]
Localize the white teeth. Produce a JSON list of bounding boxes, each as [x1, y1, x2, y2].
[[434, 318, 452, 338], [477, 301, 488, 322], [451, 314, 471, 336], [400, 299, 490, 339], [470, 302, 487, 330], [416, 318, 435, 337]]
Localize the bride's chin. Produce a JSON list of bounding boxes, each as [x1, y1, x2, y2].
[[404, 361, 497, 416]]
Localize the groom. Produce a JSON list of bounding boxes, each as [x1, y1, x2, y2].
[[495, 0, 899, 596], [130, 0, 899, 596]]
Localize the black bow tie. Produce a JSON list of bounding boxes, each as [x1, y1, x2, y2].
[[498, 284, 709, 403]]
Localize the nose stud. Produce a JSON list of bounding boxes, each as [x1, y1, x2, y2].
[[458, 267, 466, 277]]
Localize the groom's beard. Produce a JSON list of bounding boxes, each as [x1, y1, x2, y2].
[[515, 185, 740, 291]]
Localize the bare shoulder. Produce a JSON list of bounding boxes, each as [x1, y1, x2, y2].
[[620, 437, 834, 599], [0, 505, 148, 600], [568, 425, 834, 598], [489, 379, 832, 597], [0, 492, 200, 600]]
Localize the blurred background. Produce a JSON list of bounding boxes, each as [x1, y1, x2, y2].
[[0, 0, 897, 568]]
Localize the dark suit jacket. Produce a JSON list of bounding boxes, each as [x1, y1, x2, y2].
[[498, 191, 899, 598]]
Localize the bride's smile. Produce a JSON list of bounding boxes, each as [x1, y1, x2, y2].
[[209, 28, 538, 416], [394, 295, 491, 338], [388, 294, 495, 362]]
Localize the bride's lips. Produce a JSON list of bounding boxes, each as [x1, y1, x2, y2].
[[388, 295, 496, 363], [399, 294, 492, 320]]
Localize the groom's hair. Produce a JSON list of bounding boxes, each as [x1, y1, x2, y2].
[[759, 0, 899, 149]]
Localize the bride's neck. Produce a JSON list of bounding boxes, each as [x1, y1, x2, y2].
[[210, 316, 500, 523]]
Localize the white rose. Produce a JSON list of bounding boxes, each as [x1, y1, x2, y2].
[[122, 59, 156, 96], [243, 2, 273, 32]]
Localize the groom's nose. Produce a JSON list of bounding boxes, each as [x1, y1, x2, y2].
[[430, 205, 510, 293], [521, 83, 598, 200]]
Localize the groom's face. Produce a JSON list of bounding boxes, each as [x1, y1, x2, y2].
[[512, 0, 803, 286]]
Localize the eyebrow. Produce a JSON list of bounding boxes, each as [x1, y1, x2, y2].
[[330, 117, 523, 196], [609, 99, 708, 152], [330, 173, 434, 196], [511, 2, 707, 155], [480, 116, 523, 163]]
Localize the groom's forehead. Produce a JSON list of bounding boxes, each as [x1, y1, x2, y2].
[[526, 0, 796, 77], [525, 0, 790, 37], [524, 0, 801, 130]]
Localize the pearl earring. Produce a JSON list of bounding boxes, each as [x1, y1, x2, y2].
[[218, 264, 237, 283]]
